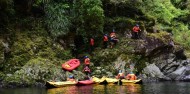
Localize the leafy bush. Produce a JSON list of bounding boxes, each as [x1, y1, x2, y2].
[[44, 1, 71, 37], [74, 0, 105, 36]]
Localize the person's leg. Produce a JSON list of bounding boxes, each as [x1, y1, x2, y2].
[[134, 32, 138, 39]]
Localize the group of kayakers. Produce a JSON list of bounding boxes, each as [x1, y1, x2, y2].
[[102, 24, 142, 49], [115, 70, 137, 80], [103, 29, 119, 49], [68, 24, 141, 81]]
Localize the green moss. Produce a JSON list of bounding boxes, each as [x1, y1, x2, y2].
[[4, 57, 66, 86], [147, 31, 172, 44]]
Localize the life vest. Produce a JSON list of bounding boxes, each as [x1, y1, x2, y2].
[[90, 38, 94, 46], [133, 26, 140, 32], [104, 36, 108, 41], [84, 58, 90, 65], [126, 74, 137, 80], [68, 78, 75, 82], [118, 73, 124, 77], [116, 73, 124, 79], [110, 32, 116, 38]]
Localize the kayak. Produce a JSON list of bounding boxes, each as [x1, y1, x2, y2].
[[105, 77, 119, 85], [46, 81, 77, 88], [92, 76, 107, 84], [92, 76, 118, 85], [121, 79, 142, 85], [62, 59, 80, 71], [92, 76, 142, 85], [76, 80, 95, 86]]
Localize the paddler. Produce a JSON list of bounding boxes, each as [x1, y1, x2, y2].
[[126, 72, 137, 80]]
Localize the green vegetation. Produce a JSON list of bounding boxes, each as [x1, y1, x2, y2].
[[0, 0, 190, 87]]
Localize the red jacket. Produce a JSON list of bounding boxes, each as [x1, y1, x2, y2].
[[84, 58, 90, 65], [90, 38, 94, 46], [103, 36, 108, 41], [133, 26, 141, 32]]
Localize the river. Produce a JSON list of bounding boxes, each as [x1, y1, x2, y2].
[[1, 82, 190, 94]]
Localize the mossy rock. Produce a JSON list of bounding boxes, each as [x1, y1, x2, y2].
[[3, 58, 66, 87]]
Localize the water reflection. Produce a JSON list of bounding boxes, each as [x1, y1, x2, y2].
[[3, 82, 190, 94], [47, 84, 141, 94]]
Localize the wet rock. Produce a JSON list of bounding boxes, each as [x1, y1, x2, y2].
[[167, 66, 186, 80], [143, 64, 170, 81]]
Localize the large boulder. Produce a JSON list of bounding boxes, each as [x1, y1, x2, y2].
[[142, 63, 171, 81]]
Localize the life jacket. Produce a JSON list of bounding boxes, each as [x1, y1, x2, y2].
[[126, 74, 137, 80], [133, 26, 140, 32], [90, 38, 94, 46], [68, 78, 75, 82], [84, 58, 90, 65], [110, 32, 116, 38], [118, 73, 124, 77], [103, 36, 108, 41]]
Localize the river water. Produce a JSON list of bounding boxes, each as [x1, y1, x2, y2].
[[1, 82, 190, 94]]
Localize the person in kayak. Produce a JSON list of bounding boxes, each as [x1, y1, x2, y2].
[[115, 69, 125, 79], [126, 72, 137, 80], [67, 75, 76, 82]]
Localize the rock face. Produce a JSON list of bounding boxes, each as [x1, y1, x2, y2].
[[131, 32, 190, 81]]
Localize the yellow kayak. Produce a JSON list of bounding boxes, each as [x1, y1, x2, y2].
[[105, 77, 119, 85], [92, 76, 107, 84], [46, 81, 77, 88], [121, 79, 142, 85], [92, 76, 142, 85], [92, 76, 119, 85]]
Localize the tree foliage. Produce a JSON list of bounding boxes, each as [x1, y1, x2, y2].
[[73, 0, 105, 37], [44, 1, 71, 38]]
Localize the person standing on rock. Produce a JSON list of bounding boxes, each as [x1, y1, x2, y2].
[[89, 37, 94, 53], [84, 56, 90, 67], [132, 24, 141, 39]]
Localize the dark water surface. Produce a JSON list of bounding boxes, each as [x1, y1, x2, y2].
[[1, 82, 190, 94]]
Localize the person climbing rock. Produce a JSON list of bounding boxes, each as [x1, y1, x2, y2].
[[84, 56, 90, 67], [109, 29, 118, 48], [110, 29, 116, 39], [103, 34, 109, 48], [132, 24, 141, 39], [126, 72, 137, 80]]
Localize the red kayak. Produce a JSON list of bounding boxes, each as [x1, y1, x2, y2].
[[62, 59, 80, 71], [76, 80, 94, 86]]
